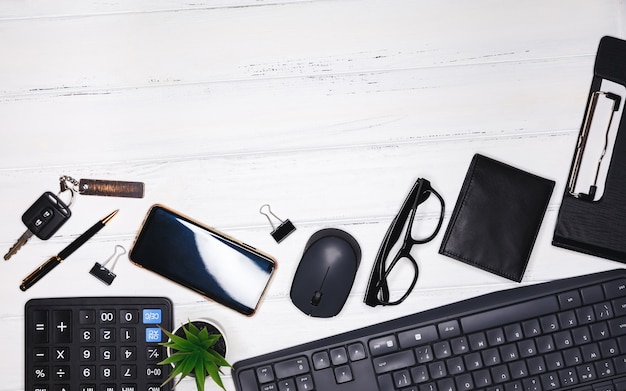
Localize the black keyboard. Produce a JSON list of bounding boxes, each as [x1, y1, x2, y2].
[[25, 297, 173, 391], [233, 269, 626, 391]]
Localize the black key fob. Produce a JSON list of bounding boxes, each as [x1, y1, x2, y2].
[[22, 192, 72, 240]]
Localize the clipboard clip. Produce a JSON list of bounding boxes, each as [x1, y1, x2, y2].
[[567, 90, 622, 201]]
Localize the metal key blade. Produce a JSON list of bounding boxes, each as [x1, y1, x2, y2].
[[4, 230, 33, 260]]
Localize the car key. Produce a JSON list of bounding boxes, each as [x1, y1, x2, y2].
[[4, 192, 72, 260]]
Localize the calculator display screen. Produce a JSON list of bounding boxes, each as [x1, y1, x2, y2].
[[130, 205, 276, 316]]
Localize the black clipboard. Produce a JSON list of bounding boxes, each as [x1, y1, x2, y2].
[[553, 36, 626, 262]]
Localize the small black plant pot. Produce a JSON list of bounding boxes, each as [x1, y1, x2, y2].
[[167, 320, 228, 377]]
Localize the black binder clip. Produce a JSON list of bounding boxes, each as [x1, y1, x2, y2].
[[89, 245, 126, 285], [260, 204, 296, 243]]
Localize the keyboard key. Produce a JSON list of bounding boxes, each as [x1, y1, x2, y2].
[[334, 365, 352, 383], [451, 336, 469, 355], [347, 343, 366, 361], [560, 310, 579, 329], [330, 347, 348, 365], [274, 357, 309, 379], [536, 335, 555, 354], [527, 356, 547, 375], [487, 328, 506, 346], [278, 379, 296, 391], [372, 350, 415, 374], [461, 296, 559, 334], [311, 351, 330, 370], [469, 332, 488, 350], [456, 373, 474, 390], [256, 366, 274, 383], [427, 361, 445, 380], [296, 375, 314, 391], [237, 369, 258, 391], [613, 297, 626, 316], [369, 335, 398, 356], [438, 320, 460, 338], [415, 345, 433, 363], [393, 369, 411, 388], [446, 356, 464, 375], [504, 323, 524, 342], [398, 325, 437, 349], [491, 364, 510, 383], [559, 290, 583, 309], [540, 314, 559, 333], [411, 365, 429, 383], [433, 341, 451, 359], [472, 368, 492, 388], [376, 374, 394, 391], [604, 278, 626, 299], [482, 348, 501, 366], [522, 319, 541, 338], [500, 343, 519, 362], [609, 316, 626, 336], [582, 285, 605, 305]]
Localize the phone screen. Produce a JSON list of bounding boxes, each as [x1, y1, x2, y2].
[[130, 205, 276, 316]]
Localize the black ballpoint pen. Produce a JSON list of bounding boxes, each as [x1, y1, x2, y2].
[[20, 209, 119, 291]]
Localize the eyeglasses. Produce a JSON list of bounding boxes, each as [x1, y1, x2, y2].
[[364, 178, 445, 307]]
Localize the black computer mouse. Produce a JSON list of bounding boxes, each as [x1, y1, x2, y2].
[[290, 228, 361, 318]]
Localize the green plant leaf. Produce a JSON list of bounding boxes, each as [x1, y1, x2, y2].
[[158, 351, 189, 366], [187, 320, 201, 335], [183, 325, 202, 346], [206, 361, 226, 390], [194, 356, 207, 391], [160, 358, 188, 387], [204, 334, 221, 348], [204, 349, 231, 367], [159, 327, 196, 351], [184, 352, 199, 376]]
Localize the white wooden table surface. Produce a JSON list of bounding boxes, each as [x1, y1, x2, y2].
[[2, 1, 625, 390]]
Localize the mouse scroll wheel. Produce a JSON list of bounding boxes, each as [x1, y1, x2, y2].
[[311, 290, 323, 306]]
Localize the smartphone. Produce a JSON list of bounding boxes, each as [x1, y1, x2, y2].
[[129, 205, 277, 316]]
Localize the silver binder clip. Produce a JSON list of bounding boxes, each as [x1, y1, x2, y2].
[[260, 204, 296, 243], [89, 245, 126, 285], [567, 90, 622, 201]]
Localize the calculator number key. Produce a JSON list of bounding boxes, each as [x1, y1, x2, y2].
[[99, 310, 115, 324], [80, 329, 96, 343]]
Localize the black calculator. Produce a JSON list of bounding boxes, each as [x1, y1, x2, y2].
[[25, 297, 174, 391]]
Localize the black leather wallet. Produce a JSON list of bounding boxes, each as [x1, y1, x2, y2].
[[439, 154, 554, 282]]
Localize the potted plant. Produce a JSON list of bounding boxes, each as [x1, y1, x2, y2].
[[159, 320, 231, 391]]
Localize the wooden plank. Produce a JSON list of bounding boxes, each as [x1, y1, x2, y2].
[[0, 0, 619, 95], [0, 56, 592, 169]]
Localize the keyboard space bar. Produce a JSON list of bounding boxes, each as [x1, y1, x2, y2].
[[461, 295, 559, 334]]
